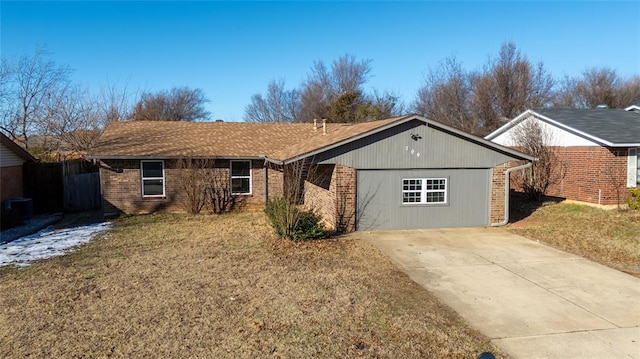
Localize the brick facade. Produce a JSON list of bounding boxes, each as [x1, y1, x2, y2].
[[100, 159, 274, 215], [545, 146, 629, 205], [303, 164, 357, 232], [490, 162, 510, 224], [508, 146, 630, 206], [0, 165, 24, 202]]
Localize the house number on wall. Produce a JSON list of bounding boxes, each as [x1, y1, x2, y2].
[[405, 146, 420, 157]]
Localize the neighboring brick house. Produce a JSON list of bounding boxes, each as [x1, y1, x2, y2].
[[1, 132, 36, 204], [486, 108, 640, 206], [88, 115, 533, 231]]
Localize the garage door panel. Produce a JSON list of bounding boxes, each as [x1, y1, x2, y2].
[[357, 169, 490, 230]]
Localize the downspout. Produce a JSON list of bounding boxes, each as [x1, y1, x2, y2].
[[263, 160, 268, 207], [491, 162, 533, 227]]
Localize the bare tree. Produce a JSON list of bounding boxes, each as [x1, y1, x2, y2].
[[414, 42, 553, 135], [132, 86, 210, 121], [511, 120, 565, 201], [299, 54, 373, 122], [617, 76, 640, 107], [414, 57, 479, 133], [469, 70, 498, 132], [248, 54, 401, 123], [244, 79, 300, 122], [98, 80, 135, 124], [42, 85, 102, 157], [553, 75, 581, 108], [207, 165, 238, 214], [554, 68, 640, 108], [175, 157, 212, 214], [0, 47, 71, 149], [369, 90, 406, 119], [489, 42, 554, 127]]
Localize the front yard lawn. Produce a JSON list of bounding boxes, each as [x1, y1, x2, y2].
[[508, 201, 640, 278], [0, 212, 503, 358]]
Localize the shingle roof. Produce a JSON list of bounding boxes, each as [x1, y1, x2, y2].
[[534, 108, 640, 145], [89, 116, 410, 162]]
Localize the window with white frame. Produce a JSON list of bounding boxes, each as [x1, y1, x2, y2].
[[141, 160, 165, 197], [402, 178, 447, 204], [231, 160, 252, 194]]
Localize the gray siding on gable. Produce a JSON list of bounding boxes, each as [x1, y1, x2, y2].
[[1, 142, 27, 167], [357, 169, 490, 230], [318, 120, 516, 169]]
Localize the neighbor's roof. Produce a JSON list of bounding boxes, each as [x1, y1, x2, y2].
[[486, 108, 640, 147], [0, 132, 37, 163], [89, 115, 534, 163]]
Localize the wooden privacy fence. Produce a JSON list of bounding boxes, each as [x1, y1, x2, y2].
[[24, 159, 101, 213], [63, 172, 101, 212]]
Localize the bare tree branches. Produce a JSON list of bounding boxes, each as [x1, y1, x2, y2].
[[175, 158, 239, 214], [0, 46, 72, 149], [414, 42, 554, 135], [244, 79, 300, 122], [246, 54, 403, 123], [299, 54, 373, 122], [511, 120, 565, 201], [98, 80, 135, 124], [175, 158, 211, 214], [132, 86, 210, 121], [554, 67, 640, 108], [414, 57, 479, 134]]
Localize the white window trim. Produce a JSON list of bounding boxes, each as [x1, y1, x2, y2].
[[141, 160, 165, 197], [628, 148, 638, 188], [230, 160, 252, 195], [401, 178, 448, 205]]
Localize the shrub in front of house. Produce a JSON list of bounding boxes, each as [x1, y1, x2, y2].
[[627, 188, 640, 210], [265, 198, 326, 241]]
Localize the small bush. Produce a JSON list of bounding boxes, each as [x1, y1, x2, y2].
[[264, 197, 289, 237], [265, 198, 326, 241], [627, 188, 640, 210], [293, 210, 327, 241]]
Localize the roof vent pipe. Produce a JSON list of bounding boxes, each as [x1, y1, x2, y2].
[[322, 119, 327, 135], [313, 119, 317, 131]]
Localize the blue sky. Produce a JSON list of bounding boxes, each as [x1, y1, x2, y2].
[[2, 1, 639, 121]]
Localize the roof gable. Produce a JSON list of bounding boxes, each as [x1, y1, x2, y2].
[[486, 108, 640, 147], [316, 118, 529, 168], [0, 133, 37, 163], [625, 104, 640, 112]]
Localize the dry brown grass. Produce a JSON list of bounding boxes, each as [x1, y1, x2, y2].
[[508, 201, 640, 277], [0, 212, 503, 358]]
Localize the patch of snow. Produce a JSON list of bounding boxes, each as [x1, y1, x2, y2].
[[0, 214, 63, 244], [0, 222, 111, 267]]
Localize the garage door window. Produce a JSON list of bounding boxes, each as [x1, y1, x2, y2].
[[402, 178, 447, 204]]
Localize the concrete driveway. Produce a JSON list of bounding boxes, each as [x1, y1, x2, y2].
[[362, 228, 640, 359]]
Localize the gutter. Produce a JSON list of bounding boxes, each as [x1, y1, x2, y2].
[[491, 162, 533, 227]]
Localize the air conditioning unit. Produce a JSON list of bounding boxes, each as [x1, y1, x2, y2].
[[4, 197, 34, 219]]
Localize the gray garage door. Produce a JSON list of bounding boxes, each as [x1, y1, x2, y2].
[[357, 169, 490, 230]]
